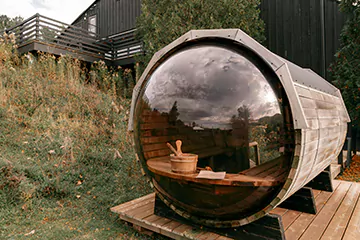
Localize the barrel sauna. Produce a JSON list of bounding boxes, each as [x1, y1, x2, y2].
[[128, 29, 350, 228]]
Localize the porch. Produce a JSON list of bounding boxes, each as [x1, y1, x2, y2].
[[1, 14, 142, 66]]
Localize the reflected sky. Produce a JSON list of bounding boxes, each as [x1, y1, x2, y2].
[[143, 45, 281, 129]]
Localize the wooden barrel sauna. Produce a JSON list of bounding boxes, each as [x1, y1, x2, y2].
[[128, 29, 350, 228]]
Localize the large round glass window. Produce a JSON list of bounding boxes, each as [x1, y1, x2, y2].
[[133, 42, 295, 219]]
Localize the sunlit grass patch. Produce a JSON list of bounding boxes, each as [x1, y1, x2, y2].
[[0, 35, 156, 239]]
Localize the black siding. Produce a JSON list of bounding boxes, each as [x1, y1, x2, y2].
[[71, 0, 346, 80], [324, 0, 347, 76], [260, 0, 346, 79], [72, 0, 141, 38]]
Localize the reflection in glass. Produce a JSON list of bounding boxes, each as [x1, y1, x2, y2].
[[134, 43, 294, 219], [138, 45, 289, 171]]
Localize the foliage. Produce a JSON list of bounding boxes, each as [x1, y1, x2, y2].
[[136, 0, 265, 69], [40, 26, 58, 42], [337, 155, 360, 182], [0, 15, 24, 31], [0, 38, 153, 239], [329, 0, 360, 126], [89, 61, 136, 99]]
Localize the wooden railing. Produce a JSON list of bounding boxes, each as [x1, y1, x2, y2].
[[109, 29, 142, 62], [1, 14, 142, 63]]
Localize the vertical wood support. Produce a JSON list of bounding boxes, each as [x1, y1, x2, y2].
[[18, 23, 24, 45], [35, 14, 40, 40], [346, 137, 352, 167], [249, 141, 261, 165], [279, 187, 317, 214], [111, 38, 115, 61], [338, 149, 344, 168], [306, 166, 333, 192], [254, 144, 260, 165], [355, 129, 358, 154], [349, 125, 359, 156]]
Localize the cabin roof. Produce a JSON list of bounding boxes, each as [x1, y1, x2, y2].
[[71, 0, 99, 25]]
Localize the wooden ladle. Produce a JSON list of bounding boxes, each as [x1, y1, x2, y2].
[[166, 140, 183, 156], [167, 142, 179, 156], [176, 140, 183, 155]]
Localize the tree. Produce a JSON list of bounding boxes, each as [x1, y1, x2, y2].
[[0, 15, 24, 31], [135, 0, 265, 68], [329, 0, 360, 126]]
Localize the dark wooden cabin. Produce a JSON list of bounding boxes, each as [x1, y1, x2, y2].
[[1, 0, 142, 67], [70, 0, 142, 66], [71, 0, 141, 39], [1, 0, 346, 73]]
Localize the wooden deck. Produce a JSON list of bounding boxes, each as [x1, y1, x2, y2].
[[2, 14, 141, 66], [111, 180, 360, 240]]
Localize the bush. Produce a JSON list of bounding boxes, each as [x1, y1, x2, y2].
[[0, 31, 152, 240], [136, 0, 265, 68], [0, 36, 149, 209], [329, 0, 360, 126]]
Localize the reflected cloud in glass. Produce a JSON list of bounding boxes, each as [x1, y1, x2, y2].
[[144, 45, 280, 130]]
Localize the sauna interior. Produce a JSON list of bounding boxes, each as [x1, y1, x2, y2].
[[133, 40, 296, 220]]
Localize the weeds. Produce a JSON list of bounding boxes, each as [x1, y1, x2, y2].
[[0, 35, 153, 239]]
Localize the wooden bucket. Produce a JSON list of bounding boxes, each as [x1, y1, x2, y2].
[[170, 153, 198, 174]]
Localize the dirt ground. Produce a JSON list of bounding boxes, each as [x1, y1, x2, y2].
[[337, 154, 360, 182]]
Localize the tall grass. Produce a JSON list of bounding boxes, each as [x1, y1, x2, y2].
[[0, 33, 152, 239]]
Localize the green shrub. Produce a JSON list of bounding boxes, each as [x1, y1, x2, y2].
[[136, 0, 265, 69], [329, 0, 360, 126], [0, 35, 152, 239]]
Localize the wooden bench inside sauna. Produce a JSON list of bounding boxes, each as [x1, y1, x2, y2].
[[139, 108, 291, 188]]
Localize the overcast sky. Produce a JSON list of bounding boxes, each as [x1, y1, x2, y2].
[[144, 45, 280, 129], [0, 0, 95, 24]]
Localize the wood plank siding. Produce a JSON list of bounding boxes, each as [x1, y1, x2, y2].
[[260, 0, 346, 79], [72, 0, 141, 38]]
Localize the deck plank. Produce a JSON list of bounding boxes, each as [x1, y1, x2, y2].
[[151, 216, 173, 227], [110, 193, 155, 213], [182, 227, 210, 239], [285, 181, 341, 240], [171, 224, 194, 237], [270, 207, 288, 216], [130, 202, 155, 220], [124, 199, 154, 215], [143, 214, 162, 223], [197, 232, 222, 240], [283, 210, 302, 230], [161, 220, 182, 233], [282, 187, 322, 230], [321, 182, 360, 239], [298, 181, 352, 240], [111, 180, 360, 240], [341, 186, 360, 240], [215, 237, 233, 240]]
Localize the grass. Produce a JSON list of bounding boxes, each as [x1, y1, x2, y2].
[[0, 34, 158, 239]]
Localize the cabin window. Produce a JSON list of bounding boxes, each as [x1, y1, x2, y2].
[[88, 15, 97, 36]]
